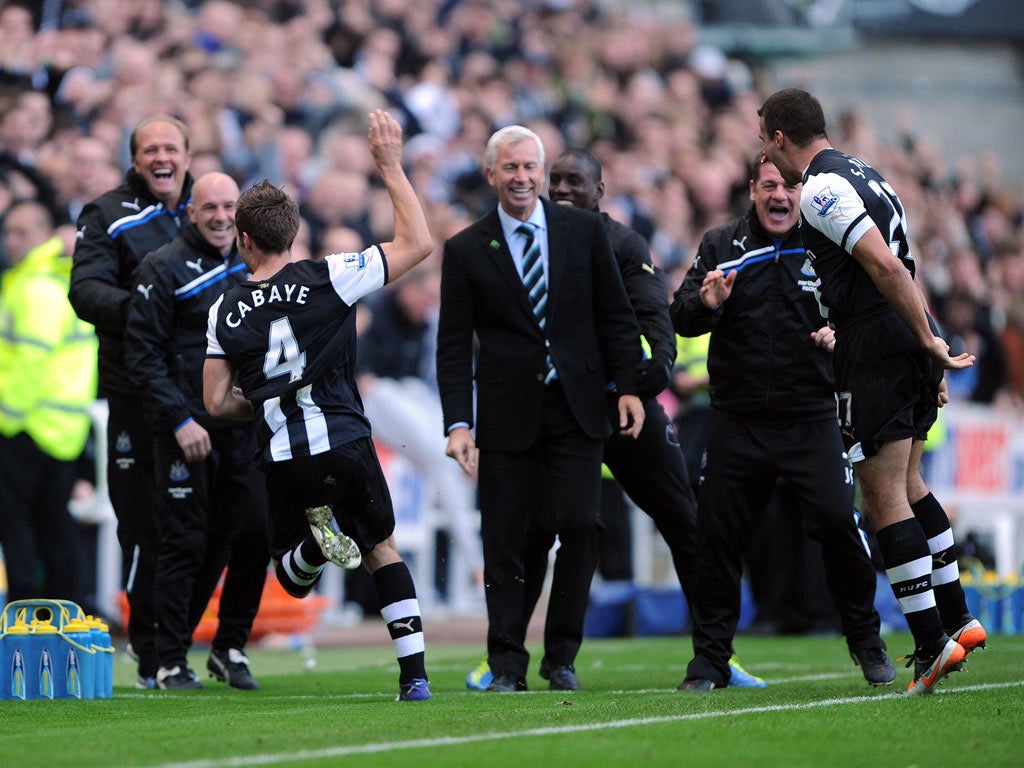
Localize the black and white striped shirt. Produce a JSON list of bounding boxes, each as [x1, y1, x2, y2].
[[799, 147, 913, 329], [207, 246, 388, 467]]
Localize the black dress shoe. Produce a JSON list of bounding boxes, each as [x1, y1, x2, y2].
[[486, 672, 528, 692], [540, 660, 580, 691], [677, 677, 720, 691]]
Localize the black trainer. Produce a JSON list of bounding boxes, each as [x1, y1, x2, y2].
[[157, 665, 203, 690], [851, 646, 896, 686], [486, 672, 527, 692], [677, 677, 719, 691], [539, 658, 581, 691], [208, 648, 260, 690]]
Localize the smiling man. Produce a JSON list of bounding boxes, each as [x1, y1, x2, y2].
[[669, 153, 894, 691], [436, 128, 643, 696], [437, 127, 645, 693], [69, 114, 195, 689], [123, 172, 269, 691]]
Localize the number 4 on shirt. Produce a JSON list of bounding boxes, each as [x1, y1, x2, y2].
[[264, 317, 306, 383]]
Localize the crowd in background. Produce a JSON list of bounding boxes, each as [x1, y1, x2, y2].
[[1, 0, 1022, 434]]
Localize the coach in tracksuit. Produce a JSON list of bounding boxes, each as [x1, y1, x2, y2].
[[670, 155, 893, 690], [69, 115, 195, 688], [123, 173, 269, 691]]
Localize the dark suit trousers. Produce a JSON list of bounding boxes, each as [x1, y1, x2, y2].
[[479, 383, 603, 679], [601, 397, 700, 608], [531, 397, 700, 647]]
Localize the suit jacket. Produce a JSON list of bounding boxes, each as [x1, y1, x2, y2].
[[437, 198, 641, 452]]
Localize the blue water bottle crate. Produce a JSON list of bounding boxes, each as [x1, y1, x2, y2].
[[960, 564, 1023, 635], [1, 599, 114, 700]]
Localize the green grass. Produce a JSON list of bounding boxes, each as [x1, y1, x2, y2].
[[1, 632, 1022, 768]]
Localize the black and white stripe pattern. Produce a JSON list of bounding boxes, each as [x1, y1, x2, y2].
[[276, 546, 324, 598], [382, 598, 425, 659], [886, 554, 936, 615]]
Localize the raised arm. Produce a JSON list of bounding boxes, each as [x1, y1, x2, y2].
[[671, 233, 729, 337], [368, 110, 433, 282]]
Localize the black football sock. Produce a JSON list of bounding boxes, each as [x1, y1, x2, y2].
[[876, 518, 946, 656], [911, 492, 971, 632], [374, 561, 427, 684], [275, 537, 326, 598]]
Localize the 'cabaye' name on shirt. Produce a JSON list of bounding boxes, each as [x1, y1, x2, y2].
[[224, 283, 310, 327]]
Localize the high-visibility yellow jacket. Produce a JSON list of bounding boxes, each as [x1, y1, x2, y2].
[[0, 237, 97, 460], [674, 332, 711, 409]]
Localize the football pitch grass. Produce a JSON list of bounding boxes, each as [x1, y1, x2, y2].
[[2, 631, 1021, 768]]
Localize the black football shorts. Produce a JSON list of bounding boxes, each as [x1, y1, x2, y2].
[[833, 311, 942, 461], [265, 436, 396, 558]]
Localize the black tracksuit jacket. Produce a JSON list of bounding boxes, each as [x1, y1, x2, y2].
[[123, 222, 249, 433], [69, 170, 195, 398], [671, 208, 836, 421]]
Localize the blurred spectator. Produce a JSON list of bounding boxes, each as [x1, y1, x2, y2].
[[301, 168, 373, 254], [0, 3, 41, 87], [316, 223, 364, 260], [60, 134, 121, 223], [0, 200, 97, 606], [271, 125, 321, 201], [933, 248, 1008, 404], [992, 236, 1024, 409]]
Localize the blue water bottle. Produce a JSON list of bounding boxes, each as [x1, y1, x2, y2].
[[61, 616, 96, 699], [86, 615, 114, 698], [2, 619, 31, 700], [30, 619, 59, 700]]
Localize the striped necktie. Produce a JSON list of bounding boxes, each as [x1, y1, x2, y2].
[[517, 222, 556, 383]]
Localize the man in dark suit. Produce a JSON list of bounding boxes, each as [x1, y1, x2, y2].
[[437, 125, 645, 693]]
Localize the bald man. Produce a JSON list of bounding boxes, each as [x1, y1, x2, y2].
[[124, 172, 269, 691]]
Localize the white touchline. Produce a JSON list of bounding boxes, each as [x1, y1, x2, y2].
[[131, 681, 1023, 768]]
